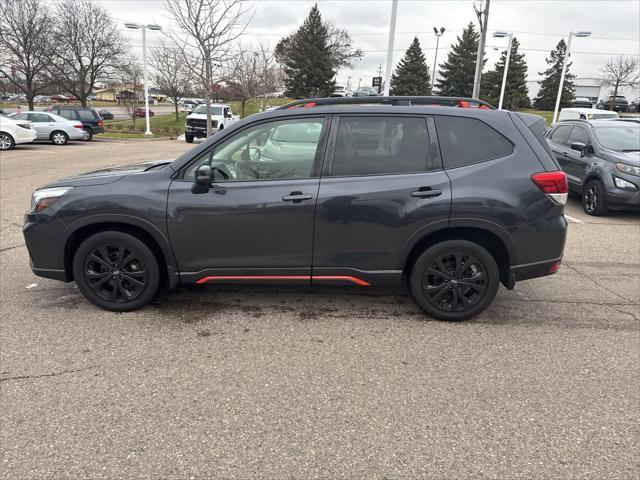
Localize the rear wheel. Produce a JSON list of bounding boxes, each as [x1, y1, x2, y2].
[[185, 134, 194, 143], [409, 240, 500, 321], [72, 231, 160, 311], [82, 127, 93, 141], [50, 131, 68, 145], [583, 179, 609, 216], [0, 132, 15, 150]]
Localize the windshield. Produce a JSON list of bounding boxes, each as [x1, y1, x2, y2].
[[193, 105, 224, 115], [594, 125, 640, 151]]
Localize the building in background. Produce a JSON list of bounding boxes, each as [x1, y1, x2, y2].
[[574, 77, 602, 103]]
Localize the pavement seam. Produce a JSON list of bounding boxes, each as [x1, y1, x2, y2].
[[0, 365, 98, 383], [562, 263, 637, 305], [0, 243, 25, 253]]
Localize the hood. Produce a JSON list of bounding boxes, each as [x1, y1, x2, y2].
[[44, 160, 174, 188], [605, 150, 640, 166]]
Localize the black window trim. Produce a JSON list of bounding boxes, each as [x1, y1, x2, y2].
[[433, 114, 515, 170], [550, 125, 574, 146], [175, 114, 332, 183], [322, 113, 437, 179], [567, 124, 590, 145]]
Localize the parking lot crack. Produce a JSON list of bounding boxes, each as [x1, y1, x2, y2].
[[0, 243, 25, 253], [563, 263, 637, 304], [0, 365, 99, 383]]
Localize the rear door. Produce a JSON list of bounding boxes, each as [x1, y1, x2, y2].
[[312, 114, 451, 286], [29, 113, 55, 140], [564, 124, 591, 185], [547, 125, 574, 181]]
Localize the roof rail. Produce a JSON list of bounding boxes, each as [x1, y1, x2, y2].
[[554, 118, 592, 124], [279, 96, 496, 110]]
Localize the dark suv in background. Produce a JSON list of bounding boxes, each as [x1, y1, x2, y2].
[[546, 119, 640, 215], [23, 96, 568, 321], [596, 96, 629, 112], [52, 106, 104, 141]]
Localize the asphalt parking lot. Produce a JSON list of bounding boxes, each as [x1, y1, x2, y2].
[[1, 139, 638, 479]]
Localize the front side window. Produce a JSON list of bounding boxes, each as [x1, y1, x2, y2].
[[550, 125, 573, 145], [435, 116, 513, 169], [567, 126, 589, 145], [183, 118, 325, 182], [330, 116, 430, 176]]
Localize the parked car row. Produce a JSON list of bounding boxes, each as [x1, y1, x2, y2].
[[0, 106, 105, 149]]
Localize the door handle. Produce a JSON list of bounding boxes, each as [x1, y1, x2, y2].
[[562, 151, 568, 156], [411, 187, 442, 198], [282, 192, 313, 202]]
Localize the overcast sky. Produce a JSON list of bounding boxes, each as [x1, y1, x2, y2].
[[80, 0, 640, 96]]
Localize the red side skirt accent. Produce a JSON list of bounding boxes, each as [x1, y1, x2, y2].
[[195, 275, 370, 286]]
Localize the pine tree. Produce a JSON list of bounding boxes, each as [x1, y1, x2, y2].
[[435, 23, 479, 97], [533, 39, 575, 110], [481, 37, 529, 110], [390, 37, 431, 96], [282, 5, 335, 99]]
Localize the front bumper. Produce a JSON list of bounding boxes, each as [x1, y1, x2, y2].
[[606, 174, 640, 210], [23, 213, 70, 282]]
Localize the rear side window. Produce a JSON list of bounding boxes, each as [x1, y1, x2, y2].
[[77, 110, 99, 121], [330, 116, 430, 176], [567, 126, 589, 145], [549, 125, 572, 145], [435, 116, 513, 169], [527, 118, 555, 159]]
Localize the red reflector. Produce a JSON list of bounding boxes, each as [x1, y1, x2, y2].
[[303, 102, 316, 108], [549, 261, 561, 273], [287, 105, 299, 110], [457, 100, 470, 108], [531, 171, 568, 194], [479, 104, 491, 110]]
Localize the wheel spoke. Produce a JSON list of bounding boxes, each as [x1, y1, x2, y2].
[[458, 288, 471, 308], [427, 267, 449, 281], [121, 251, 135, 267], [121, 274, 144, 287], [459, 281, 486, 293], [435, 257, 449, 276], [89, 253, 110, 269], [431, 284, 451, 303], [92, 275, 113, 290], [454, 253, 464, 276], [87, 271, 109, 279]]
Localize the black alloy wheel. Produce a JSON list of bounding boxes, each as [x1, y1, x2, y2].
[[73, 231, 160, 311], [583, 179, 609, 216], [410, 240, 499, 321]]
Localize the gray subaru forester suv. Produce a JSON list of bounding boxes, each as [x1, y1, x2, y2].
[[23, 97, 568, 321]]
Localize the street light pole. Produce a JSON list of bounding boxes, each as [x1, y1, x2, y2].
[[493, 31, 513, 110], [125, 23, 162, 137], [431, 27, 446, 92], [384, 0, 399, 96], [552, 31, 591, 123], [472, 0, 490, 99]]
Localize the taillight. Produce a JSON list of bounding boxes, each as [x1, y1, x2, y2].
[[73, 124, 83, 129], [16, 123, 31, 130], [97, 119, 103, 127], [531, 171, 568, 205]]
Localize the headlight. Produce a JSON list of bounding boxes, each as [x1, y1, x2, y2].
[[613, 177, 638, 191], [30, 187, 73, 212], [616, 163, 640, 176]]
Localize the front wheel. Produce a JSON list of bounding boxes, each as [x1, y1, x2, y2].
[[185, 133, 194, 143], [82, 127, 93, 141], [0, 132, 15, 150], [409, 240, 500, 321], [72, 231, 160, 311], [583, 179, 609, 216]]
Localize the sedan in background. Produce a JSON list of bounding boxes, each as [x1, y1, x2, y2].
[[571, 97, 593, 108], [330, 86, 353, 97], [98, 109, 114, 120], [0, 113, 37, 150], [354, 86, 379, 97], [135, 107, 154, 118], [628, 98, 639, 113], [10, 111, 85, 145]]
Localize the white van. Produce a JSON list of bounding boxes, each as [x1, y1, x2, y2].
[[558, 108, 619, 121]]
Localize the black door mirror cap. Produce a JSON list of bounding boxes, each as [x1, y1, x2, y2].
[[570, 142, 589, 155]]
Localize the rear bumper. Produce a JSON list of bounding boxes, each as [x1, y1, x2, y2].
[[510, 256, 563, 283], [15, 129, 38, 145]]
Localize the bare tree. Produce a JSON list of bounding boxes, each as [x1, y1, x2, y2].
[[151, 41, 191, 121], [0, 0, 52, 110], [47, 0, 128, 107], [600, 55, 640, 110], [165, 0, 252, 136], [119, 61, 144, 128], [224, 44, 282, 117]]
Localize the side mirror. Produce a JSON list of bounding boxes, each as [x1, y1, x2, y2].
[[192, 164, 211, 194], [570, 142, 587, 156]]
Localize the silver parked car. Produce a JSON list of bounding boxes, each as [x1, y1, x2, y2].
[[10, 111, 85, 145]]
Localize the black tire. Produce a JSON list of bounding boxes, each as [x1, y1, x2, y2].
[[409, 240, 500, 321], [582, 178, 609, 216], [72, 231, 160, 311], [0, 132, 15, 150], [185, 134, 194, 143], [50, 130, 68, 145], [82, 127, 93, 141]]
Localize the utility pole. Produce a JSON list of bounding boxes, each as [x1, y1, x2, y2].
[[384, 0, 399, 96], [472, 0, 490, 99]]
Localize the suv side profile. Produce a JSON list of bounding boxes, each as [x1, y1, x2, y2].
[[23, 97, 568, 321], [52, 106, 104, 141], [546, 119, 640, 215]]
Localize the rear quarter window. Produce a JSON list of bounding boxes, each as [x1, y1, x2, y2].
[[77, 110, 99, 121], [435, 116, 513, 169]]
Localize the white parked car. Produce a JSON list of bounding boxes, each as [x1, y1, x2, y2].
[[558, 108, 619, 121], [0, 113, 37, 150], [184, 103, 238, 143], [10, 111, 85, 145], [330, 85, 353, 97]]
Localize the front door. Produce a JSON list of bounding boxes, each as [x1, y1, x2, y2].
[[167, 116, 329, 283], [564, 124, 591, 185], [29, 113, 55, 140]]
